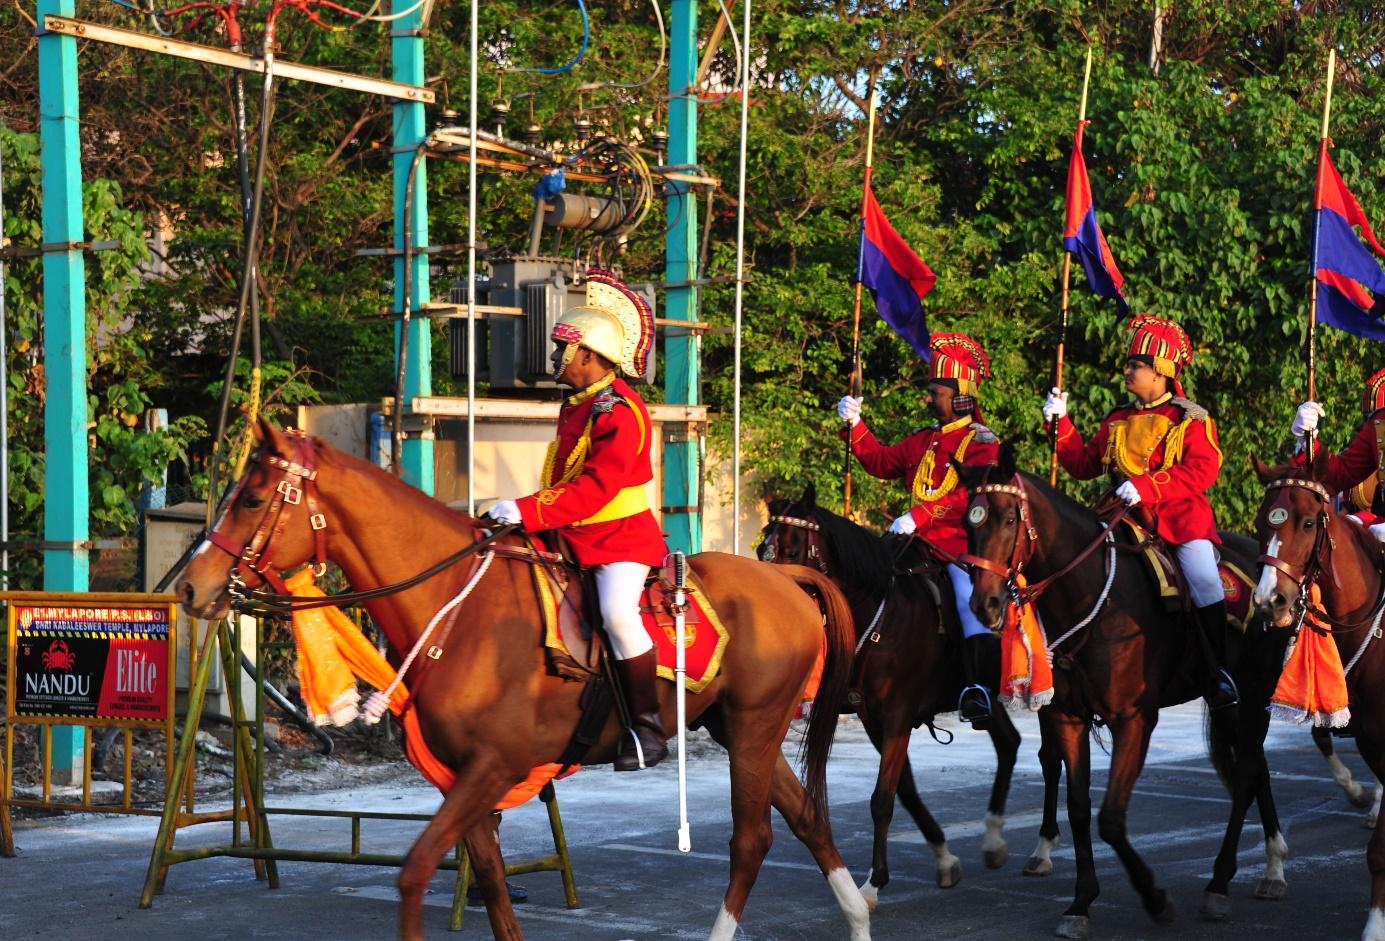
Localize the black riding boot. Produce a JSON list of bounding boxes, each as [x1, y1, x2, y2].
[[613, 649, 669, 772], [958, 634, 995, 731], [1194, 600, 1238, 712]]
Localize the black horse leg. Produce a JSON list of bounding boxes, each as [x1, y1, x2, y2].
[[1052, 711, 1098, 939], [1096, 712, 1173, 925], [1025, 705, 1064, 877], [980, 703, 1021, 869], [1202, 702, 1263, 919]]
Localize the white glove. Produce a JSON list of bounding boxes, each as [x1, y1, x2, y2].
[[837, 395, 863, 426], [488, 499, 522, 525], [1043, 387, 1069, 422], [1291, 401, 1325, 437], [888, 512, 917, 535], [1115, 480, 1142, 506], [1370, 521, 1385, 544]]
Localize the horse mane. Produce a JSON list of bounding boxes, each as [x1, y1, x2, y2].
[[771, 496, 897, 595]]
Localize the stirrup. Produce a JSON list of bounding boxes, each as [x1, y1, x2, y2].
[[1205, 669, 1239, 712], [958, 684, 993, 726]]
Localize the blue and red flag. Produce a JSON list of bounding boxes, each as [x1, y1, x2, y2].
[[858, 180, 936, 360], [1313, 139, 1385, 340], [1062, 122, 1129, 317]]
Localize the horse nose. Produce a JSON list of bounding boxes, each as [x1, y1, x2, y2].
[[972, 592, 1005, 630], [177, 579, 196, 613]]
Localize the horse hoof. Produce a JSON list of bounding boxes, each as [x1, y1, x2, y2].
[[858, 879, 879, 912], [1367, 813, 1379, 830], [1148, 891, 1176, 924], [937, 859, 963, 889], [1023, 856, 1053, 877], [1055, 915, 1089, 939], [1200, 891, 1230, 921], [1254, 878, 1287, 901], [983, 844, 1009, 870]]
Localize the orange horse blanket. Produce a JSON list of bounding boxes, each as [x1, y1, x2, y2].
[[998, 575, 1052, 711], [284, 570, 575, 810], [1269, 585, 1350, 728]]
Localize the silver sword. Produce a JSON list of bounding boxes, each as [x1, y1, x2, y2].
[[671, 550, 691, 852]]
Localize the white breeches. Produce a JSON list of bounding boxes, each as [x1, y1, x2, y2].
[[948, 562, 991, 640], [1174, 539, 1223, 608], [595, 561, 654, 660]]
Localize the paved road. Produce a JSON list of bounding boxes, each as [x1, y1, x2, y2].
[[2, 704, 1378, 939]]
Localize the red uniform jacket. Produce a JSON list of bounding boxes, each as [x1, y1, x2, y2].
[[516, 375, 668, 568], [1291, 408, 1385, 495], [841, 415, 1001, 558], [1052, 393, 1222, 544]]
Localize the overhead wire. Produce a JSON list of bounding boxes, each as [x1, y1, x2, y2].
[[670, 0, 744, 107], [577, 0, 665, 92], [506, 0, 589, 75]]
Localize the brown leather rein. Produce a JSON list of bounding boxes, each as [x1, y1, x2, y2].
[[204, 432, 530, 612], [960, 475, 1131, 607]]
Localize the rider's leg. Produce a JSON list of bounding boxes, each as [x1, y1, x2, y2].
[[596, 561, 669, 771], [1174, 539, 1238, 711], [948, 562, 995, 729]]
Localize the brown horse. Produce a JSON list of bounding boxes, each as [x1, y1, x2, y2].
[[177, 420, 870, 941], [758, 485, 1021, 904], [1243, 453, 1385, 940], [959, 447, 1263, 940]]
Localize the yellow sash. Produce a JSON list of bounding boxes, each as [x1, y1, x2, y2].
[[573, 485, 649, 527]]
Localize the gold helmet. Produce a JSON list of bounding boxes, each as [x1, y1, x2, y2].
[[550, 269, 655, 377]]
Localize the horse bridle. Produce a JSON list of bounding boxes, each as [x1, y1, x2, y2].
[[206, 430, 328, 597], [204, 431, 518, 611], [761, 512, 828, 574], [1257, 477, 1334, 590], [959, 480, 1037, 582]]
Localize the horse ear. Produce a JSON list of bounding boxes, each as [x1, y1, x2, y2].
[[1250, 454, 1277, 485], [252, 416, 288, 454], [1311, 443, 1331, 480], [803, 482, 817, 508], [996, 441, 1017, 479]]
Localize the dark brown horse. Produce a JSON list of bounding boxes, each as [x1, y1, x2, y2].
[[1238, 453, 1385, 940], [758, 486, 1021, 905], [960, 448, 1262, 940], [177, 420, 870, 941]]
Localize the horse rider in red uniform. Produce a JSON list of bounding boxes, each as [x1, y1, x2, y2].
[[837, 332, 1002, 729], [1043, 314, 1238, 711], [1287, 366, 1385, 533], [489, 270, 670, 772]]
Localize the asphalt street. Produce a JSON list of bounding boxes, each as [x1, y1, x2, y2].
[[1, 703, 1378, 940]]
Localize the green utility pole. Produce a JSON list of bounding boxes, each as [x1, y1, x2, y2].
[[37, 0, 89, 782], [392, 5, 433, 495], [662, 0, 701, 554]]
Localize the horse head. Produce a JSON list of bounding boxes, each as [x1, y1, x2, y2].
[[1250, 449, 1336, 627], [958, 442, 1027, 630], [178, 418, 328, 620], [759, 483, 826, 570]]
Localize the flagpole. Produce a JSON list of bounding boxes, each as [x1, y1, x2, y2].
[[1306, 48, 1336, 463], [844, 91, 879, 517], [1049, 46, 1093, 486]]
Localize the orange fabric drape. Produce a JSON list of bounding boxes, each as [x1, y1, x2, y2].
[[285, 568, 408, 725], [999, 575, 1052, 711], [1269, 585, 1350, 728]]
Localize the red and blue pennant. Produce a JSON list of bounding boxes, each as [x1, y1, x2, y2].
[[1313, 140, 1385, 340], [858, 180, 937, 360], [1063, 122, 1129, 317]]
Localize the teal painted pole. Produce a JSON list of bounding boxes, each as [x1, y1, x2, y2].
[[37, 0, 89, 780], [392, 7, 433, 495], [662, 0, 701, 554]]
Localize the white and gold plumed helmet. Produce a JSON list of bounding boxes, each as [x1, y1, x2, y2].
[[551, 269, 655, 377]]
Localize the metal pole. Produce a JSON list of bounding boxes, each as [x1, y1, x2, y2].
[[843, 91, 877, 518], [465, 0, 478, 514], [0, 111, 9, 590], [729, 0, 751, 553], [1048, 46, 1092, 487], [1305, 48, 1336, 464]]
